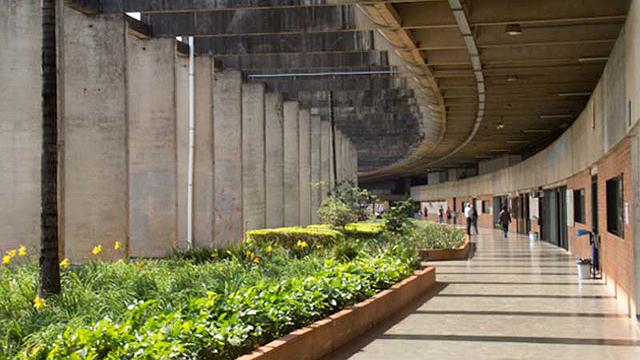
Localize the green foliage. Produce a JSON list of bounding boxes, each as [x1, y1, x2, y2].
[[318, 181, 377, 228], [246, 226, 344, 248], [382, 200, 415, 233], [409, 221, 466, 249]]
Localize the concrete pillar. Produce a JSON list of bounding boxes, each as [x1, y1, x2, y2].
[[126, 36, 177, 257], [61, 10, 128, 261], [175, 54, 189, 250], [265, 93, 285, 228], [352, 142, 359, 185], [242, 83, 266, 231], [0, 0, 41, 252], [283, 101, 300, 226], [335, 130, 343, 182], [298, 109, 312, 226], [213, 71, 243, 246], [320, 120, 332, 201], [310, 115, 322, 224], [193, 56, 215, 247]]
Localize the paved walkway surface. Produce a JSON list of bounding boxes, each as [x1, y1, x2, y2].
[[326, 228, 640, 360]]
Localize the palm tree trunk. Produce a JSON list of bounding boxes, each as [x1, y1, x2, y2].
[[40, 0, 61, 296]]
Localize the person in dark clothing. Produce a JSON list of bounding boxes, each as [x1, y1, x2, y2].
[[470, 205, 479, 235], [499, 206, 511, 238]]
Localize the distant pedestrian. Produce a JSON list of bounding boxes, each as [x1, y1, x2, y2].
[[471, 205, 479, 235], [499, 206, 511, 238], [464, 203, 472, 235], [438, 207, 444, 223], [446, 208, 452, 224]]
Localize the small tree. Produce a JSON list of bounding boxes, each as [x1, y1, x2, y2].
[[318, 198, 357, 228], [318, 181, 377, 228], [383, 200, 414, 233]]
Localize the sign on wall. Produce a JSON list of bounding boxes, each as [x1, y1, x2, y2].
[[529, 195, 539, 219]]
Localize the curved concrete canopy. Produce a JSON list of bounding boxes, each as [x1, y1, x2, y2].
[[67, 0, 631, 182]]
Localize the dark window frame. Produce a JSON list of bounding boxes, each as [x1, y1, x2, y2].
[[605, 174, 624, 238], [573, 188, 585, 224], [482, 200, 489, 214]]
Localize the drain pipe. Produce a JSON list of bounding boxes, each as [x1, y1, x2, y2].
[[186, 36, 195, 250]]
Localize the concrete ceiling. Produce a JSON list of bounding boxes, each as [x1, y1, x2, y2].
[[67, 0, 630, 182]]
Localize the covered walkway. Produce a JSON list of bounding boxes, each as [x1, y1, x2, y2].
[[328, 228, 640, 360]]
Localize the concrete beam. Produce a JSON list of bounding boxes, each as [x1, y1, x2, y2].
[[298, 109, 312, 226], [218, 51, 388, 71], [265, 93, 285, 228], [98, 0, 360, 13], [213, 71, 243, 246], [242, 83, 266, 231], [283, 101, 301, 226]]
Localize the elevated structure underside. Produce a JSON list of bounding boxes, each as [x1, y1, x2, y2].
[[67, 0, 631, 182]]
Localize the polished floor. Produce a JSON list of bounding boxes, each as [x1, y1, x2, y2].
[[326, 228, 640, 360]]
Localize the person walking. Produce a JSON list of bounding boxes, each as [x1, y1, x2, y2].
[[446, 208, 452, 224], [499, 206, 511, 238], [438, 207, 444, 223], [471, 205, 479, 235], [464, 203, 472, 235]]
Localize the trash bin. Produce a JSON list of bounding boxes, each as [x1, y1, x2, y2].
[[529, 232, 538, 241], [576, 258, 592, 280]]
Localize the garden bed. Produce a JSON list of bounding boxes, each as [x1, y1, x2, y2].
[[237, 267, 436, 360], [409, 221, 469, 261], [418, 235, 470, 261]]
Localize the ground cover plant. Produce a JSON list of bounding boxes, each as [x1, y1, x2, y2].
[[410, 220, 466, 250], [1, 226, 419, 360]]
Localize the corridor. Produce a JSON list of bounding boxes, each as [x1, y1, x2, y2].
[[328, 228, 640, 360]]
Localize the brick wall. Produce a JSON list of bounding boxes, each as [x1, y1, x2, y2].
[[567, 169, 593, 260]]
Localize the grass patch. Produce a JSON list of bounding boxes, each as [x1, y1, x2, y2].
[[409, 221, 466, 250]]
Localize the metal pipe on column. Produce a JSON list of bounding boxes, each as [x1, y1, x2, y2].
[[186, 36, 195, 249]]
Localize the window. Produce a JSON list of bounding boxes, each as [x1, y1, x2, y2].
[[482, 200, 490, 214], [606, 175, 624, 238], [573, 189, 585, 224]]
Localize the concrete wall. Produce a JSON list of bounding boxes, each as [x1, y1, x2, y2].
[[299, 109, 312, 226], [320, 120, 332, 201], [478, 155, 522, 175], [310, 115, 322, 223], [283, 101, 300, 226], [265, 92, 285, 228], [242, 83, 266, 231], [126, 36, 177, 257], [175, 53, 189, 250], [193, 56, 215, 247], [213, 71, 243, 245], [61, 10, 128, 261], [0, 0, 41, 253]]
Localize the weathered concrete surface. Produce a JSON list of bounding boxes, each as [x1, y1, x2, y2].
[[175, 54, 189, 250], [126, 36, 177, 257], [265, 92, 285, 228], [242, 83, 266, 231], [0, 0, 41, 252], [298, 110, 312, 226], [62, 10, 128, 261], [310, 115, 322, 224], [320, 120, 332, 202], [213, 71, 243, 245], [194, 56, 215, 247], [335, 130, 343, 182], [283, 101, 300, 226]]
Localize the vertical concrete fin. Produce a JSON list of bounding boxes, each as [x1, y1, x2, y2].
[[265, 92, 285, 228], [242, 83, 266, 231], [298, 109, 312, 226], [283, 101, 300, 226], [310, 114, 322, 224]]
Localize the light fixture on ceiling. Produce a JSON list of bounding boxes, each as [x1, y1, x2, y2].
[[578, 56, 608, 63], [505, 23, 523, 35], [496, 123, 505, 130], [506, 74, 519, 82], [539, 114, 573, 120], [558, 92, 592, 97]]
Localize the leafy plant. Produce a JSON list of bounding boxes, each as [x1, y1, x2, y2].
[[318, 197, 358, 228], [318, 181, 377, 228], [383, 200, 415, 233], [409, 221, 466, 249]]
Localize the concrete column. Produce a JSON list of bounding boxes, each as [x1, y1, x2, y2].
[[283, 101, 300, 226], [193, 56, 215, 247], [310, 115, 322, 224], [352, 141, 359, 185], [242, 83, 266, 231], [62, 10, 128, 261], [213, 71, 243, 246], [335, 130, 343, 182], [265, 93, 285, 228], [320, 120, 332, 201], [298, 109, 312, 226], [175, 54, 189, 250], [126, 36, 177, 257], [0, 0, 41, 252]]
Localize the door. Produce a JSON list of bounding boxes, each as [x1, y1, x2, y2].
[[557, 186, 569, 250], [591, 175, 598, 234]]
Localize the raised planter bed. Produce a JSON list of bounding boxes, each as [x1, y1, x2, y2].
[[418, 234, 470, 261], [236, 267, 436, 360]]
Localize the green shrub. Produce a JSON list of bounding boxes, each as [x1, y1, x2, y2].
[[246, 226, 344, 249], [382, 200, 415, 233], [318, 197, 358, 228], [308, 222, 385, 239], [410, 221, 466, 249]]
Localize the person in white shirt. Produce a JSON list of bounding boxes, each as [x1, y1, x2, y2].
[[464, 203, 473, 235]]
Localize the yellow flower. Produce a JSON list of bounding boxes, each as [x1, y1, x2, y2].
[[316, 244, 322, 250], [114, 241, 122, 250], [252, 256, 261, 264], [18, 246, 27, 256], [59, 258, 70, 269], [6, 249, 17, 258], [266, 245, 273, 254], [135, 262, 145, 270], [296, 240, 309, 249], [33, 296, 46, 310], [2, 255, 10, 265], [92, 245, 103, 256]]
